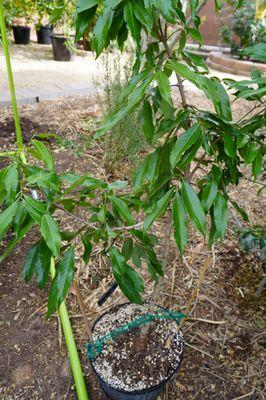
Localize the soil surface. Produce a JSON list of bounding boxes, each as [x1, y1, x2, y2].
[[0, 93, 265, 400], [91, 303, 184, 392]]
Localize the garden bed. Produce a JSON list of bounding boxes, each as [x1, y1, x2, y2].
[[207, 51, 266, 76], [0, 93, 265, 399]]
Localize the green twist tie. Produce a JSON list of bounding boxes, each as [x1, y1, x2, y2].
[[87, 309, 185, 360]]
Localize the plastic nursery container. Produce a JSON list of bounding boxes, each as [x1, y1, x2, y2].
[[90, 303, 184, 400], [12, 26, 31, 45], [50, 34, 73, 61], [36, 25, 52, 45]]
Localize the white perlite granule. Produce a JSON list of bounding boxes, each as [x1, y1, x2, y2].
[[92, 303, 184, 392]]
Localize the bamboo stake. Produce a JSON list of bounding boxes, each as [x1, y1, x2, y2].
[[0, 4, 89, 399]]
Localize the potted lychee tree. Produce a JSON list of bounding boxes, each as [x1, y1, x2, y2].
[[0, 0, 265, 399], [34, 0, 54, 44]]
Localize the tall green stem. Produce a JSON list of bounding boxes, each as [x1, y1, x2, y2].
[[0, 1, 26, 164], [0, 4, 89, 399]]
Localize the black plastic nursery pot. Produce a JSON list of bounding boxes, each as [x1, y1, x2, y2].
[[36, 25, 52, 45], [12, 25, 31, 45], [89, 303, 184, 400], [50, 34, 73, 61]]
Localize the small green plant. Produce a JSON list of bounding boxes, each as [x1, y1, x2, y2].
[[34, 0, 54, 28], [95, 52, 146, 175]]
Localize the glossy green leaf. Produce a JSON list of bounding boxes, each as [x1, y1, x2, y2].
[[93, 8, 114, 56], [47, 247, 75, 317], [23, 240, 52, 288], [124, 1, 141, 44], [252, 151, 263, 180], [201, 180, 218, 211], [213, 193, 228, 238], [24, 196, 47, 225], [40, 214, 61, 257], [144, 188, 174, 231], [122, 238, 134, 261], [156, 71, 173, 105], [77, 0, 98, 12], [0, 201, 18, 240], [152, 0, 177, 23], [245, 142, 257, 164], [75, 6, 98, 41], [223, 132, 236, 158], [110, 196, 134, 225], [172, 191, 188, 254], [109, 247, 126, 275], [31, 140, 54, 172], [167, 60, 232, 121], [133, 0, 153, 30], [4, 165, 18, 204], [170, 123, 202, 168], [188, 28, 202, 44], [181, 181, 206, 236], [141, 98, 154, 144]]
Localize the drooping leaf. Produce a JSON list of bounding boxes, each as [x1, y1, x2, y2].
[[252, 151, 263, 180], [124, 1, 141, 45], [172, 191, 188, 254], [23, 240, 52, 288], [93, 8, 114, 56], [223, 132, 236, 158], [122, 238, 134, 261], [181, 181, 206, 236], [213, 193, 228, 238], [144, 188, 174, 231], [0, 201, 18, 240], [170, 123, 202, 168], [141, 98, 154, 144], [40, 214, 61, 257], [188, 28, 202, 44], [47, 247, 75, 317], [201, 180, 218, 211], [110, 196, 134, 225], [156, 71, 173, 106], [24, 196, 47, 225], [133, 0, 153, 30], [77, 0, 98, 13], [82, 235, 92, 264], [152, 0, 177, 23], [4, 165, 18, 204]]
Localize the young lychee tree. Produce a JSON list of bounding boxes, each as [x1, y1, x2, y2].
[[0, 0, 265, 315]]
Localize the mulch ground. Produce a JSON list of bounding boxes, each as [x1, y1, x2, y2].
[[0, 91, 265, 400]]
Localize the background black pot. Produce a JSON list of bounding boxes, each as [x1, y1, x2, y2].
[[36, 25, 52, 45], [50, 34, 73, 61], [90, 303, 184, 400], [12, 26, 31, 45]]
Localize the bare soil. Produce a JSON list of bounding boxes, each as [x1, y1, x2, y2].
[[0, 93, 265, 400]]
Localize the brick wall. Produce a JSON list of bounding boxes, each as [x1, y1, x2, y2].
[[198, 0, 222, 46]]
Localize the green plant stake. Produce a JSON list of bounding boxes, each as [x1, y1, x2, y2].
[[0, 3, 89, 399]]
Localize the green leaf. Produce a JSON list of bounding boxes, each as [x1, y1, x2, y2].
[[245, 142, 257, 164], [155, 71, 173, 105], [213, 193, 228, 238], [97, 73, 154, 136], [109, 247, 126, 275], [110, 196, 134, 225], [40, 214, 61, 257], [241, 44, 266, 63], [23, 240, 52, 288], [82, 235, 92, 264], [132, 243, 145, 268], [0, 201, 18, 240], [124, 1, 141, 45], [31, 140, 54, 172], [133, 0, 153, 30], [77, 0, 98, 13], [252, 151, 263, 180], [113, 266, 143, 304], [172, 191, 188, 254], [4, 165, 18, 204], [141, 99, 154, 144], [144, 188, 174, 231], [26, 171, 60, 191], [152, 0, 177, 23], [170, 123, 202, 168], [188, 28, 202, 44], [122, 238, 134, 261], [223, 132, 236, 158], [167, 60, 232, 121], [47, 247, 75, 317], [201, 180, 218, 211], [24, 196, 47, 225], [181, 181, 206, 236], [75, 6, 98, 41], [230, 200, 249, 222], [93, 8, 114, 56]]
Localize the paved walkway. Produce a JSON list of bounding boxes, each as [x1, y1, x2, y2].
[[0, 42, 247, 105]]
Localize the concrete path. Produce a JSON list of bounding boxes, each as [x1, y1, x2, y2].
[[0, 42, 247, 105]]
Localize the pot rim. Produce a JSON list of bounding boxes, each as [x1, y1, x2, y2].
[[90, 302, 184, 396]]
